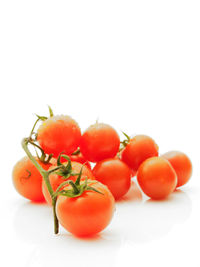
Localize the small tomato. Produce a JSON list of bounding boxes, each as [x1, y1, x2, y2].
[[12, 156, 52, 202], [56, 180, 115, 237], [162, 151, 192, 188], [137, 157, 177, 200]]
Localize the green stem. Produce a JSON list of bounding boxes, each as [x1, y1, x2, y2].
[[29, 118, 40, 138], [52, 197, 59, 234], [21, 138, 59, 234]]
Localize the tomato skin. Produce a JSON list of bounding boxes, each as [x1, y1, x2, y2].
[[162, 151, 192, 188], [56, 180, 115, 237], [93, 158, 132, 200], [137, 157, 177, 200], [12, 157, 51, 202], [42, 161, 95, 205], [121, 135, 159, 173], [80, 123, 120, 163], [37, 115, 81, 157]]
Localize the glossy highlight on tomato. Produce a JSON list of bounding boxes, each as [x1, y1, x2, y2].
[[137, 157, 177, 200], [56, 180, 115, 237], [37, 115, 81, 157], [93, 158, 132, 200], [12, 156, 52, 202], [162, 151, 192, 188], [80, 123, 120, 162]]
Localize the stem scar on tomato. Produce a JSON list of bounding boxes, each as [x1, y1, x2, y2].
[[20, 169, 31, 184]]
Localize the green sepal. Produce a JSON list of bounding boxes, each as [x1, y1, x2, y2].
[[71, 147, 80, 155], [86, 186, 104, 195], [56, 154, 73, 178], [121, 131, 131, 142], [55, 180, 70, 195], [75, 164, 84, 186], [119, 131, 131, 152], [56, 171, 72, 179], [58, 189, 83, 198], [35, 114, 48, 121], [48, 106, 54, 117], [56, 177, 104, 198]]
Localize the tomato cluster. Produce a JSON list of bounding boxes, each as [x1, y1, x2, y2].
[[12, 107, 192, 237]]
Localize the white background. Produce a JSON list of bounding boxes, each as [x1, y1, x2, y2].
[[0, 0, 200, 266]]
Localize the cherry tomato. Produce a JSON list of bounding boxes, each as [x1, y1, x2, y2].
[[56, 180, 115, 237], [121, 135, 159, 173], [137, 157, 177, 200], [37, 115, 81, 157], [162, 151, 192, 188], [12, 156, 52, 202], [93, 158, 132, 200], [80, 123, 120, 162], [42, 161, 95, 205]]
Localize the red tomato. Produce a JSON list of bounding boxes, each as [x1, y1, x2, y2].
[[137, 157, 177, 200], [37, 115, 81, 157], [56, 180, 115, 237], [162, 151, 192, 188], [12, 156, 52, 202], [93, 158, 132, 200], [80, 123, 120, 162], [121, 135, 159, 173], [42, 161, 95, 205]]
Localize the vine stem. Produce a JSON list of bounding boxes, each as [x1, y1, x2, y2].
[[21, 138, 59, 234]]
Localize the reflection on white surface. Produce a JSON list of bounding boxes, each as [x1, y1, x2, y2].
[[13, 181, 193, 267], [13, 202, 52, 244], [117, 182, 192, 244]]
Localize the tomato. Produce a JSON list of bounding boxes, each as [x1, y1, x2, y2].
[[56, 180, 115, 237], [162, 151, 192, 188], [12, 156, 52, 202], [137, 157, 177, 200], [37, 115, 81, 157], [80, 123, 120, 162], [42, 161, 95, 205], [93, 158, 132, 200], [121, 135, 159, 173]]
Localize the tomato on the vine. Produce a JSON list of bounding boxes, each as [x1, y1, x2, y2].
[[137, 157, 177, 200], [80, 123, 120, 162], [56, 180, 115, 237], [93, 158, 132, 200], [42, 161, 94, 205], [121, 135, 159, 173], [12, 156, 52, 202], [37, 115, 81, 157], [162, 151, 192, 188]]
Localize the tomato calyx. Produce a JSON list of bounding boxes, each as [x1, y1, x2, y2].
[[53, 158, 103, 198], [35, 105, 54, 121], [119, 131, 131, 152], [55, 154, 80, 179]]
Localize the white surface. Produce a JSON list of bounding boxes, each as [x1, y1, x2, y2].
[[1, 0, 200, 266]]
